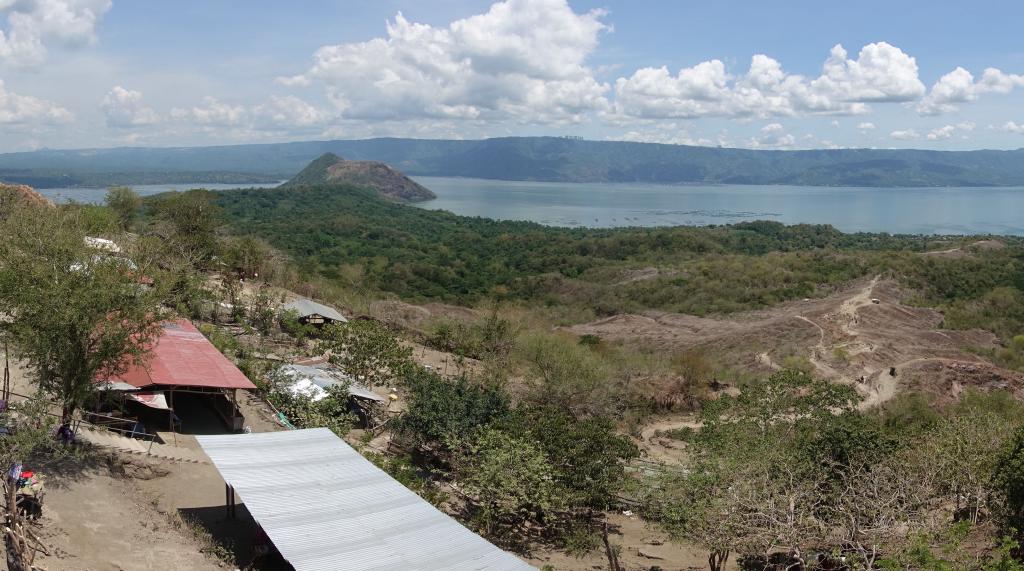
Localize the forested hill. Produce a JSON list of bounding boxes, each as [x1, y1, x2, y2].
[[4, 137, 1024, 187]]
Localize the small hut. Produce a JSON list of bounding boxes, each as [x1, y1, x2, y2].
[[96, 319, 257, 433], [281, 299, 348, 326], [275, 364, 387, 427]]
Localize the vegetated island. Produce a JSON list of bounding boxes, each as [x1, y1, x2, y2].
[[279, 152, 436, 202]]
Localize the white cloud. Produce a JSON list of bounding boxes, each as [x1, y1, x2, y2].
[[811, 42, 925, 102], [0, 0, 111, 66], [0, 78, 70, 124], [615, 122, 717, 146], [252, 95, 330, 129], [857, 122, 876, 130], [917, 66, 1024, 115], [611, 42, 922, 120], [102, 86, 159, 128], [889, 129, 920, 140], [888, 122, 973, 142], [747, 122, 795, 148], [281, 0, 610, 125], [1000, 121, 1024, 134], [171, 97, 247, 127], [926, 125, 955, 140]]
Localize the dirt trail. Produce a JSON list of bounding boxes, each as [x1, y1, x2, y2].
[[35, 464, 224, 571], [572, 275, 1020, 408]]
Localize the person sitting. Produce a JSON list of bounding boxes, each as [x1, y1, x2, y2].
[[56, 422, 75, 444]]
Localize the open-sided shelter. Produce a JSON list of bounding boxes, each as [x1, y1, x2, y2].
[[100, 319, 256, 431], [281, 298, 348, 326], [197, 428, 535, 571]]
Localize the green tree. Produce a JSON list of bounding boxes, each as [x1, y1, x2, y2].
[[993, 425, 1024, 535], [105, 186, 141, 230], [458, 427, 565, 540], [916, 411, 1019, 523], [645, 370, 862, 570], [280, 308, 315, 346], [0, 203, 165, 416], [151, 189, 222, 265], [399, 369, 509, 449], [499, 406, 639, 511], [221, 235, 270, 279], [320, 320, 413, 387], [519, 332, 623, 417]]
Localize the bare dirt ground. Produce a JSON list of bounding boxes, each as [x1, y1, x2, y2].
[[403, 339, 483, 378], [526, 511, 723, 571], [369, 299, 479, 332], [2, 353, 227, 570], [920, 239, 1006, 259], [33, 456, 225, 571], [636, 414, 701, 465], [569, 276, 1024, 408]]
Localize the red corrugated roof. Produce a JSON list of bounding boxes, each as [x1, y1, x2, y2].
[[107, 319, 256, 390]]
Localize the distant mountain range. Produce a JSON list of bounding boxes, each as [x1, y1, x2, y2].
[[2, 137, 1024, 188], [281, 153, 436, 202]]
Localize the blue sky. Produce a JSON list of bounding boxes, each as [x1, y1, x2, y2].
[[1, 0, 1023, 152]]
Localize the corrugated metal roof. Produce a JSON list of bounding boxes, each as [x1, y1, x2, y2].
[[196, 428, 535, 571], [282, 299, 348, 323], [104, 319, 257, 390], [278, 364, 386, 403]]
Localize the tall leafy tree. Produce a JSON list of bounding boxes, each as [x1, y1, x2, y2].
[[644, 370, 862, 570], [151, 189, 222, 265], [0, 202, 165, 416], [104, 186, 141, 230]]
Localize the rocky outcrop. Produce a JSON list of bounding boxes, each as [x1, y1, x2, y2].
[[281, 153, 436, 202], [0, 182, 54, 208]]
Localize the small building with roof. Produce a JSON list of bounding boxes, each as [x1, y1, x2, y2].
[[281, 298, 348, 326], [97, 319, 257, 433], [196, 428, 535, 571], [275, 363, 388, 427]]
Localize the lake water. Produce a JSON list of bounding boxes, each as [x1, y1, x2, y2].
[[35, 182, 283, 204], [32, 177, 1024, 236], [411, 176, 1024, 236]]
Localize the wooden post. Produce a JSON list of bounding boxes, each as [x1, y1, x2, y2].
[[230, 389, 239, 431], [3, 338, 10, 402], [602, 521, 621, 571], [169, 390, 177, 446]]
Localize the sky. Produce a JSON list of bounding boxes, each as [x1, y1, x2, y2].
[[1, 0, 1024, 152]]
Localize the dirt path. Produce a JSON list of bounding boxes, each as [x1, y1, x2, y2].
[[35, 462, 223, 571], [573, 275, 1017, 409], [636, 415, 701, 465], [527, 511, 721, 570]]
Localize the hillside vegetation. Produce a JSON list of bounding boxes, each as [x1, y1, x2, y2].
[[215, 182, 1024, 328], [8, 174, 1024, 570], [6, 136, 1024, 187]]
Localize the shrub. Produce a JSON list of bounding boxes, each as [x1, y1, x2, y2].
[[458, 428, 565, 539], [398, 369, 510, 450]]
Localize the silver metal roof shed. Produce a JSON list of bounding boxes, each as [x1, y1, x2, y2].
[[282, 299, 348, 323], [195, 428, 535, 571], [277, 364, 386, 403]]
